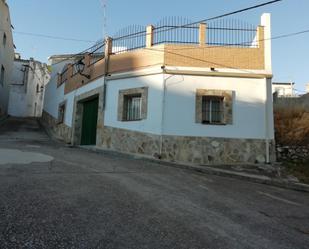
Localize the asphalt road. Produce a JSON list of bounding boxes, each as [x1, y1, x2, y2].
[[0, 118, 309, 249]]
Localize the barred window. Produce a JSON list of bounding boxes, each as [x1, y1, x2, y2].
[[58, 102, 66, 124], [0, 65, 5, 86], [118, 87, 148, 122], [124, 94, 142, 121], [3, 33, 7, 46], [202, 96, 224, 124]]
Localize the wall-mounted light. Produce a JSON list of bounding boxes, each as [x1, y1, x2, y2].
[[76, 60, 90, 79]]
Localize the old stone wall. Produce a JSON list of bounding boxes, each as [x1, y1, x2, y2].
[[98, 126, 275, 165], [276, 145, 309, 162], [40, 111, 72, 144]]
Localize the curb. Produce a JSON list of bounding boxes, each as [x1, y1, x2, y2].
[[79, 145, 309, 193]]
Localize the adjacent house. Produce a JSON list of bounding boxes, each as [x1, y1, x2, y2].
[[7, 55, 51, 117], [0, 0, 14, 115], [42, 13, 275, 165], [272, 82, 295, 97]]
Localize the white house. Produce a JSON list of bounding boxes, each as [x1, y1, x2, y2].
[[42, 14, 275, 165], [8, 56, 51, 117], [0, 0, 14, 115], [272, 82, 295, 97]]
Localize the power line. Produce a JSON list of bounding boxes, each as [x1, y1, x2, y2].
[[151, 28, 309, 52], [113, 0, 283, 40], [0, 27, 97, 43], [13, 31, 96, 43]]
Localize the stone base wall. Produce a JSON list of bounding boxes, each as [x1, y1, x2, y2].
[[98, 126, 160, 157], [98, 126, 276, 165], [41, 111, 72, 144], [277, 145, 309, 162]]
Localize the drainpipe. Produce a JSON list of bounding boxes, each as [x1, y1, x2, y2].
[[265, 78, 271, 164], [261, 13, 272, 164], [103, 37, 112, 111], [159, 66, 167, 158]]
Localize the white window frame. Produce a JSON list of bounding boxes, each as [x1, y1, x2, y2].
[[202, 96, 224, 124], [124, 94, 142, 121]]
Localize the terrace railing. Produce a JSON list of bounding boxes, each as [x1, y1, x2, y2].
[[59, 17, 261, 83], [207, 19, 258, 47]]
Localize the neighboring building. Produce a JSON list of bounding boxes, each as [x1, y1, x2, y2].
[[43, 14, 275, 165], [0, 0, 14, 115], [272, 82, 295, 97], [8, 55, 50, 117]]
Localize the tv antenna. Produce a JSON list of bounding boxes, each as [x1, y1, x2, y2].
[[100, 0, 108, 38]]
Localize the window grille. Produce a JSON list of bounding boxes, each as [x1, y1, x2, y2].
[[202, 96, 224, 124], [124, 94, 142, 121], [58, 103, 66, 124]]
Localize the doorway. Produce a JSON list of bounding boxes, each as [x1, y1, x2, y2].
[[80, 97, 99, 145]]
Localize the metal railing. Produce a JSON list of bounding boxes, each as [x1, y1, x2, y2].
[[112, 25, 146, 54], [89, 42, 105, 66], [153, 17, 199, 45], [59, 17, 259, 81], [207, 19, 258, 47]]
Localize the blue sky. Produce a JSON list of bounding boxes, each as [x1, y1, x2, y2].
[[6, 0, 309, 91]]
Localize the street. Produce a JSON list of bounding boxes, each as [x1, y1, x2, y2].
[[0, 118, 308, 249]]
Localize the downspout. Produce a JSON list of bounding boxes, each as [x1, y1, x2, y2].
[[265, 79, 270, 164], [103, 37, 112, 111], [261, 13, 272, 164], [159, 66, 167, 158]]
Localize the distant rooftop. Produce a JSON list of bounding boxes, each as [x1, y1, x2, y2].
[[273, 82, 295, 85]]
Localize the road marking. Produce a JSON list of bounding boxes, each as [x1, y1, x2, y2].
[[257, 191, 302, 206]]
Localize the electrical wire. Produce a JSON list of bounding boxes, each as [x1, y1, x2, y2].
[[113, 0, 283, 40], [13, 31, 96, 43], [0, 28, 97, 43]]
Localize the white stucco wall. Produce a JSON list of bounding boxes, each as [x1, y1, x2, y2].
[[44, 59, 71, 119], [163, 74, 272, 139], [104, 72, 273, 140], [104, 74, 164, 134], [0, 0, 14, 114], [43, 68, 274, 140], [8, 59, 50, 117]]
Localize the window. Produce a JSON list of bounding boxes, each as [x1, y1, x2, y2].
[[3, 33, 6, 47], [118, 87, 148, 122], [196, 89, 233, 125], [124, 94, 142, 121], [202, 96, 224, 124], [0, 66, 5, 86], [58, 102, 66, 124]]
